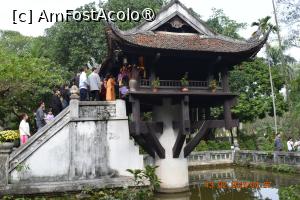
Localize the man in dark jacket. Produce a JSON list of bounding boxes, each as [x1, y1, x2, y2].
[[50, 89, 63, 116], [36, 101, 46, 130], [274, 133, 283, 151]]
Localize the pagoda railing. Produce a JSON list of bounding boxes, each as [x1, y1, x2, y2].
[[140, 79, 222, 89]]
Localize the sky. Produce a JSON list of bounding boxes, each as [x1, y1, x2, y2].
[[0, 0, 299, 60]]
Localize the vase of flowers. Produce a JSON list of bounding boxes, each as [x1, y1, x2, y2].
[[0, 130, 19, 150], [151, 77, 160, 92], [180, 72, 189, 92], [209, 79, 217, 93]]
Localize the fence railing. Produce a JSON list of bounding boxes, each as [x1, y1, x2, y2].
[[140, 79, 222, 89], [236, 150, 300, 166], [144, 150, 300, 167]]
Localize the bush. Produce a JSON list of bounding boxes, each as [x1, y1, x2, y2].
[[195, 140, 208, 151], [194, 140, 231, 151], [271, 164, 296, 174], [238, 131, 257, 150], [0, 130, 19, 142], [279, 184, 300, 200]]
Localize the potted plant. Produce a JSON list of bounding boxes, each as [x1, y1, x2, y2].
[[180, 73, 189, 92], [151, 77, 160, 92], [0, 130, 19, 150], [209, 79, 218, 93]]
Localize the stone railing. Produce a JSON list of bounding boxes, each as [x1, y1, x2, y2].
[[235, 150, 300, 166], [144, 150, 300, 167], [188, 150, 234, 166]]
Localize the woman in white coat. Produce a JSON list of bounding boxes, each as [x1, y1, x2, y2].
[[19, 113, 31, 145]]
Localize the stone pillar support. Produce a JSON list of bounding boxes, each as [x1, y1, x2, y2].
[[70, 85, 80, 118], [0, 146, 13, 186], [153, 98, 189, 193]]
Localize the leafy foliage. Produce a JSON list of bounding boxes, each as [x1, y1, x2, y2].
[[127, 165, 161, 192], [42, 0, 166, 72], [42, 3, 107, 72], [75, 165, 161, 200], [251, 16, 278, 35], [0, 31, 65, 129], [206, 8, 246, 39], [229, 58, 287, 122], [105, 0, 166, 30], [279, 184, 300, 200], [195, 140, 231, 151], [238, 116, 292, 151]]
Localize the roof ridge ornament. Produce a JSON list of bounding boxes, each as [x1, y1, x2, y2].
[[106, 0, 216, 36]]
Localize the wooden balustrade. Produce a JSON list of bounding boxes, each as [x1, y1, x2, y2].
[[139, 79, 222, 89]]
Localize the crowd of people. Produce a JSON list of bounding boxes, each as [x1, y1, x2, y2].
[[17, 62, 145, 145], [75, 63, 144, 102], [18, 85, 71, 145], [274, 133, 300, 152]]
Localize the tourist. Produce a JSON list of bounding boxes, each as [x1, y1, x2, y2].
[[35, 102, 46, 131], [79, 66, 89, 101], [117, 70, 123, 87], [106, 74, 116, 101], [274, 133, 283, 151], [88, 67, 102, 101], [45, 109, 55, 124], [287, 137, 294, 152], [294, 138, 300, 152], [19, 113, 31, 145], [100, 76, 106, 101], [119, 77, 129, 99], [50, 89, 63, 116], [61, 84, 70, 108], [71, 71, 81, 88]]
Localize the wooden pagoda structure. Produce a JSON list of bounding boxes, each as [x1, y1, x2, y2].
[[102, 0, 269, 159]]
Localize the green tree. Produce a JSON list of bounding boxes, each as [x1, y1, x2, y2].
[[104, 0, 166, 30], [229, 58, 287, 122], [43, 3, 107, 72], [0, 31, 65, 129], [42, 0, 166, 72], [251, 16, 278, 35], [206, 8, 246, 39]]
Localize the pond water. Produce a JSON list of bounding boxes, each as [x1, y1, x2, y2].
[[154, 166, 300, 200]]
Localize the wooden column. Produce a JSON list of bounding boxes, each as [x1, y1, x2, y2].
[[222, 67, 232, 129], [173, 95, 190, 158], [130, 96, 141, 135], [181, 95, 190, 135]]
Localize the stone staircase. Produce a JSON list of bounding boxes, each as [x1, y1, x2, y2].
[[5, 99, 143, 187], [9, 107, 71, 173]]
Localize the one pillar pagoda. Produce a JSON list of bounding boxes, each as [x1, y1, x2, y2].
[[102, 0, 268, 192]]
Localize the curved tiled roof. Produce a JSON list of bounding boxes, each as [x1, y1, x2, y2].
[[111, 31, 266, 53], [106, 25, 269, 55]]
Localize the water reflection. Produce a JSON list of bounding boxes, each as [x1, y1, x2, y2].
[[156, 167, 300, 200]]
